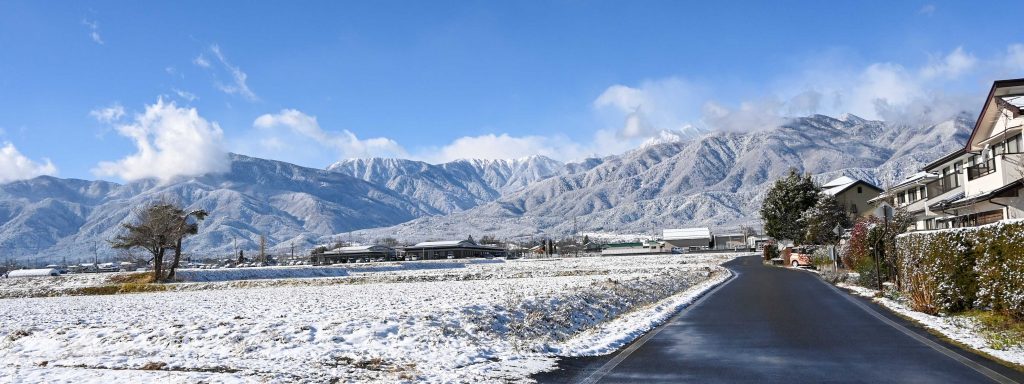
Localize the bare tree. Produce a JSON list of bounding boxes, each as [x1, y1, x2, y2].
[[166, 208, 208, 280], [110, 202, 207, 282], [110, 203, 179, 281]]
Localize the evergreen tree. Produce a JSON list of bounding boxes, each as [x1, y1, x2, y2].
[[759, 169, 821, 243], [801, 193, 850, 245]]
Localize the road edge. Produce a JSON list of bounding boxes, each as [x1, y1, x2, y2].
[[574, 266, 739, 384]]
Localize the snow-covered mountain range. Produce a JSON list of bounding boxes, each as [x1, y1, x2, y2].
[[0, 114, 971, 263]]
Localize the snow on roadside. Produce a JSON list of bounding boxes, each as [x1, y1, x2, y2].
[[837, 283, 1024, 367], [556, 266, 731, 356], [0, 253, 745, 383]]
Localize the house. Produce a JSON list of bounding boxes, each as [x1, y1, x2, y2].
[[316, 245, 397, 264], [821, 176, 883, 220], [663, 228, 713, 250], [600, 240, 668, 255], [940, 79, 1024, 225], [401, 240, 505, 260], [876, 78, 1024, 230]]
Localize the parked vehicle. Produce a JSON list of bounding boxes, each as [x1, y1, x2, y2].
[[786, 246, 816, 268]]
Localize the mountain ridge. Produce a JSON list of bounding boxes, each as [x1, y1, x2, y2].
[[0, 113, 973, 263]]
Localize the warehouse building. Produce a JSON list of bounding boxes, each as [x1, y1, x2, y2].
[[663, 227, 713, 250], [316, 245, 397, 264], [401, 240, 505, 260]]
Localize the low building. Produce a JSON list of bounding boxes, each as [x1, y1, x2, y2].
[[401, 240, 505, 260], [822, 176, 884, 220], [316, 245, 397, 264], [663, 228, 712, 249], [713, 233, 746, 250], [600, 240, 667, 255]]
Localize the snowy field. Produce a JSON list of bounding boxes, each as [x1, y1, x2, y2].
[[0, 253, 743, 383]]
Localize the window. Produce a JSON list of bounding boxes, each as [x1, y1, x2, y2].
[[967, 157, 997, 180], [857, 186, 862, 193], [920, 186, 926, 199], [995, 142, 1005, 156], [850, 204, 858, 214], [1009, 134, 1021, 153], [953, 163, 962, 188], [898, 192, 906, 205]]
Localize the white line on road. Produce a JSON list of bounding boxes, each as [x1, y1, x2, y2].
[[818, 278, 1019, 384], [576, 268, 739, 384]]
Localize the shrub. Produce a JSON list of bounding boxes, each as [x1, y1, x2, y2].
[[855, 257, 879, 288], [843, 217, 878, 269], [896, 229, 976, 314], [973, 222, 1024, 320], [763, 242, 779, 261], [895, 221, 1023, 318]]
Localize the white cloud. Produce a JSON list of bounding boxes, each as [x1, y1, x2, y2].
[[1002, 44, 1024, 72], [702, 99, 787, 133], [423, 134, 561, 162], [89, 103, 125, 123], [593, 77, 705, 139], [204, 44, 258, 101], [193, 55, 210, 68], [94, 99, 229, 182], [0, 142, 57, 183], [918, 4, 936, 15], [82, 19, 103, 45], [172, 88, 198, 103], [247, 109, 407, 164], [921, 46, 977, 79]]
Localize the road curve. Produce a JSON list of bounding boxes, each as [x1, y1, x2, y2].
[[536, 255, 1024, 384]]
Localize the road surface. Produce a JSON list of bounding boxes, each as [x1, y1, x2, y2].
[[536, 255, 1024, 383]]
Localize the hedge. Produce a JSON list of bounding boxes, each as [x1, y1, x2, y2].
[[895, 220, 1024, 319]]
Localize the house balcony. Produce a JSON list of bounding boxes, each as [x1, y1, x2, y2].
[[964, 153, 1024, 197]]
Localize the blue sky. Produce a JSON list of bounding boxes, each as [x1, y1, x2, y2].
[[1, 1, 1023, 183]]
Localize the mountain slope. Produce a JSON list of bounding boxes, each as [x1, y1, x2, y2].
[[326, 155, 569, 214], [0, 154, 427, 262], [0, 113, 973, 263], [348, 114, 971, 242]]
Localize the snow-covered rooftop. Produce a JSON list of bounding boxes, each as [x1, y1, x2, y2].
[[822, 176, 880, 196], [411, 240, 471, 248], [822, 176, 858, 196], [890, 171, 939, 191], [663, 228, 712, 240]]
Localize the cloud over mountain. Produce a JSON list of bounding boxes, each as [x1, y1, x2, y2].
[[0, 142, 57, 183], [94, 99, 229, 183]]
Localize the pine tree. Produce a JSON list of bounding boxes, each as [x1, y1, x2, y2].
[[760, 169, 821, 243]]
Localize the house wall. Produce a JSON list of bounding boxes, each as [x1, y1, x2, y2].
[[835, 184, 880, 219], [664, 238, 712, 249]]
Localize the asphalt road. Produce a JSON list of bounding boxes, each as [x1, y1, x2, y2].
[[536, 255, 1024, 384]]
